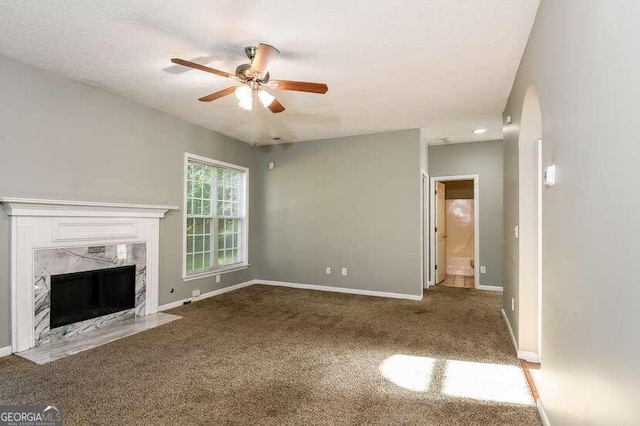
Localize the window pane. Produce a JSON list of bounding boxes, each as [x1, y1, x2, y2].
[[203, 181, 211, 200], [204, 219, 211, 234], [218, 218, 225, 233], [194, 218, 203, 234], [186, 236, 194, 254], [203, 164, 212, 182], [203, 253, 211, 268], [203, 235, 210, 251], [218, 234, 224, 251], [193, 199, 202, 215], [218, 250, 227, 266], [231, 249, 238, 263], [194, 253, 204, 270], [194, 236, 203, 252], [202, 200, 211, 216], [187, 254, 194, 272], [187, 218, 193, 234], [187, 180, 193, 198], [187, 199, 193, 215]]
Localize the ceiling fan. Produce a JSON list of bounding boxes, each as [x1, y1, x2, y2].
[[171, 43, 328, 114]]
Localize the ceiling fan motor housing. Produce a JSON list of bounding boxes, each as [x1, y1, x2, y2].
[[235, 63, 270, 83]]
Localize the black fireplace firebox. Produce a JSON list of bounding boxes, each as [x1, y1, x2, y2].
[[50, 265, 136, 329]]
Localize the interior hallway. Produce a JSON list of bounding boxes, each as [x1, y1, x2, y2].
[[0, 285, 539, 425], [440, 273, 475, 289]]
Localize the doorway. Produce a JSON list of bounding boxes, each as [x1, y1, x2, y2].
[[517, 86, 543, 371], [430, 175, 479, 289]]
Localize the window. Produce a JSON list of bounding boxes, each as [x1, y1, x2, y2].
[[184, 153, 248, 278]]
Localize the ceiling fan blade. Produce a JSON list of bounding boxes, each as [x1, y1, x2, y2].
[[171, 58, 234, 79], [271, 80, 328, 94], [267, 98, 285, 113], [198, 86, 237, 102], [249, 43, 280, 78]]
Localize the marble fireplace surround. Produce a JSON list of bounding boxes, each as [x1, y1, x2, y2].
[[0, 198, 177, 353], [34, 243, 146, 345]]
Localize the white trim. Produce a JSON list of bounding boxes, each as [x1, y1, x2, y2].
[[0, 346, 12, 358], [0, 197, 177, 218], [420, 169, 429, 290], [182, 264, 250, 282], [158, 280, 256, 311], [476, 285, 503, 292], [537, 138, 543, 361], [256, 280, 423, 301], [429, 174, 480, 289], [517, 350, 540, 363], [537, 399, 551, 426], [501, 308, 518, 353], [182, 152, 250, 280]]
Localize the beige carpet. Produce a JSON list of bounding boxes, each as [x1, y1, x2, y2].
[[0, 285, 540, 425]]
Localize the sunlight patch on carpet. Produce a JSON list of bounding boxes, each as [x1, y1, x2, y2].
[[379, 354, 436, 392], [443, 359, 534, 405]]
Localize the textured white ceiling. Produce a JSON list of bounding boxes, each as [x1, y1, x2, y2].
[[0, 0, 539, 144]]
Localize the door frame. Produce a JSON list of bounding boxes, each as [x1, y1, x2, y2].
[[420, 170, 429, 289], [429, 174, 480, 289]]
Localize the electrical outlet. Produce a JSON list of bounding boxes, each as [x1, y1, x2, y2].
[[192, 289, 201, 298], [341, 267, 348, 276], [216, 275, 221, 283], [511, 297, 515, 312], [325, 267, 331, 275], [480, 266, 486, 274]]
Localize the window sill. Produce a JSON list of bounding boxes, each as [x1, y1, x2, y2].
[[182, 263, 250, 282]]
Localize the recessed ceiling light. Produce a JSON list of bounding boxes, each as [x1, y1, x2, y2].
[[473, 128, 488, 134]]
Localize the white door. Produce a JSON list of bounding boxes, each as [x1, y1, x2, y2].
[[435, 182, 446, 283]]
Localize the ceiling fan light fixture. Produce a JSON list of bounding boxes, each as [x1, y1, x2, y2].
[[238, 97, 253, 110], [235, 85, 252, 102], [258, 90, 275, 107]]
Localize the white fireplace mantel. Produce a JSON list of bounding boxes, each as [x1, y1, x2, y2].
[[0, 197, 177, 218], [0, 197, 178, 353]]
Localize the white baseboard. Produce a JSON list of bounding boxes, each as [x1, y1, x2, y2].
[[0, 346, 12, 358], [158, 280, 256, 311], [256, 280, 423, 301], [158, 278, 424, 312], [537, 399, 551, 426], [477, 285, 503, 292], [518, 350, 540, 363], [501, 308, 518, 353], [501, 308, 541, 363]]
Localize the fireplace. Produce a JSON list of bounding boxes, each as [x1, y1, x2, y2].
[[50, 265, 136, 329]]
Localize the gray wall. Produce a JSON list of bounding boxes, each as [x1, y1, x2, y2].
[[254, 130, 423, 297], [429, 141, 504, 287], [0, 55, 257, 349], [503, 1, 640, 424]]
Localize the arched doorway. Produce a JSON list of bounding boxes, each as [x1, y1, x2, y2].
[[518, 86, 543, 361]]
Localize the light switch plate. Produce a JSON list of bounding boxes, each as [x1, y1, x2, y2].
[[544, 164, 556, 187], [326, 267, 331, 275], [341, 267, 348, 276], [480, 266, 486, 274]]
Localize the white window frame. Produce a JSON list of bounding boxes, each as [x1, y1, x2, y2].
[[182, 152, 249, 281]]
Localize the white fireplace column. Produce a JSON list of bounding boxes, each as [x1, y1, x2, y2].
[[0, 198, 177, 353]]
